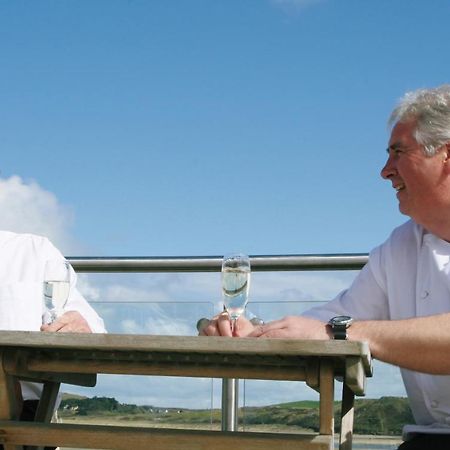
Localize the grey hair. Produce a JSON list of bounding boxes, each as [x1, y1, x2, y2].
[[388, 84, 450, 156]]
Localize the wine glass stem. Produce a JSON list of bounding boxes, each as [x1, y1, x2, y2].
[[231, 318, 236, 335]]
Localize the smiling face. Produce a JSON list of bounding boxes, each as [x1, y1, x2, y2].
[[381, 120, 450, 227]]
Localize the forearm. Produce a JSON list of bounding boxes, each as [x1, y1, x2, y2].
[[348, 313, 450, 374]]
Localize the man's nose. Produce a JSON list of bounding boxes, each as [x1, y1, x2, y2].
[[380, 155, 396, 179]]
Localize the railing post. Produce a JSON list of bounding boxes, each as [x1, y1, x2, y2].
[[221, 378, 239, 431]]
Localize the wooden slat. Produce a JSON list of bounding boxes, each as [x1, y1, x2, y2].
[[24, 358, 309, 381], [3, 349, 97, 386], [0, 421, 333, 450], [23, 349, 311, 369], [8, 371, 96, 387], [0, 332, 372, 372], [4, 368, 97, 388]]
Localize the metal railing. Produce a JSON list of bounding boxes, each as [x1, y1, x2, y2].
[[67, 253, 368, 272], [66, 253, 368, 431]]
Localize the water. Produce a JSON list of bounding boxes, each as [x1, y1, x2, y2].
[[43, 280, 70, 314], [352, 445, 398, 449], [222, 267, 250, 319], [348, 440, 400, 449]]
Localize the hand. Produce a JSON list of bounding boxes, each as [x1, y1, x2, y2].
[[199, 312, 256, 337], [248, 315, 330, 339], [40, 311, 92, 333]]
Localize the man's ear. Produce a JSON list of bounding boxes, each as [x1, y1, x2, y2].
[[445, 142, 450, 160], [443, 142, 450, 174]]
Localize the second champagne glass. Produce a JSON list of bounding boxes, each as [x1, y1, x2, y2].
[[43, 259, 71, 324], [222, 253, 251, 334]]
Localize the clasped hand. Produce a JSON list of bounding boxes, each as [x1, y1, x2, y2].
[[41, 310, 92, 333], [199, 312, 329, 339]]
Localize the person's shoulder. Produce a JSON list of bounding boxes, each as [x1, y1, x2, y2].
[[0, 230, 53, 250], [370, 220, 420, 256], [375, 220, 423, 262], [388, 219, 422, 244]]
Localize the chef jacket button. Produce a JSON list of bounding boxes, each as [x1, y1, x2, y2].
[[431, 400, 439, 408], [421, 291, 429, 299]]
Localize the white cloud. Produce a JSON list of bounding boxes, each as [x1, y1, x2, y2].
[[0, 176, 77, 253], [103, 284, 172, 303], [120, 316, 192, 336], [75, 274, 101, 301]]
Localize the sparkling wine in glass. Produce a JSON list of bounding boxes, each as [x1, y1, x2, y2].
[[43, 259, 71, 324], [222, 253, 251, 334]]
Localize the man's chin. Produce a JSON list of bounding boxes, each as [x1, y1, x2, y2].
[[398, 202, 410, 217]]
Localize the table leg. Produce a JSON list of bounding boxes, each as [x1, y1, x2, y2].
[[34, 381, 61, 423], [319, 359, 334, 437], [0, 351, 23, 450], [32, 381, 61, 450], [339, 382, 355, 450]]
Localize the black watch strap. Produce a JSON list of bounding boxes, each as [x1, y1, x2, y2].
[[328, 316, 353, 340], [331, 326, 348, 340]]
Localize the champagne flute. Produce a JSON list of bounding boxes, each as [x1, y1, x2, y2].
[[43, 259, 71, 324], [222, 253, 251, 334]]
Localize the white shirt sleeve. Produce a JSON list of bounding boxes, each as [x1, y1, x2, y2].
[[303, 244, 390, 322], [65, 270, 106, 333]]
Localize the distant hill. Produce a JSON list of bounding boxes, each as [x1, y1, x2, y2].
[[248, 397, 414, 435], [61, 392, 88, 401], [59, 396, 414, 435]]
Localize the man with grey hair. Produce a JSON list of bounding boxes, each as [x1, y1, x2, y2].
[[202, 85, 450, 449]]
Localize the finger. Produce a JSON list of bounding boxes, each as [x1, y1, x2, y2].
[[233, 317, 254, 337], [59, 318, 91, 333], [201, 322, 216, 336], [256, 329, 289, 338], [41, 320, 65, 333], [201, 318, 223, 336], [217, 313, 233, 337], [248, 324, 265, 337], [248, 318, 286, 337], [196, 318, 210, 335]]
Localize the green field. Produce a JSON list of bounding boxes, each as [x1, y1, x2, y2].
[[59, 395, 413, 436]]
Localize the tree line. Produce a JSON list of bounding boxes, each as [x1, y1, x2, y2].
[[60, 396, 414, 435]]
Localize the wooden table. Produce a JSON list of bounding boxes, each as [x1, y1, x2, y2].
[[0, 331, 372, 450]]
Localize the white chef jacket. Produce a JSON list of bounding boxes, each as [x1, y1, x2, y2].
[[304, 219, 450, 438], [0, 230, 106, 400]]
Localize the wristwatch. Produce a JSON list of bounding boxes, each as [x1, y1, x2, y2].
[[328, 315, 353, 340]]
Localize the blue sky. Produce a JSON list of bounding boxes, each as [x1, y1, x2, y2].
[[3, 0, 450, 257], [1, 0, 449, 407]]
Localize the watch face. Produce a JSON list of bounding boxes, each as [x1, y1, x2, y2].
[[330, 315, 353, 326]]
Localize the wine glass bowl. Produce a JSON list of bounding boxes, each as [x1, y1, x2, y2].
[[43, 259, 71, 324], [221, 253, 251, 334]]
